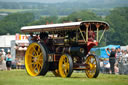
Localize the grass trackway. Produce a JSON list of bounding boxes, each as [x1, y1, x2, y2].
[[0, 70, 128, 85]]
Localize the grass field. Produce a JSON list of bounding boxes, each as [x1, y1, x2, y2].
[[0, 9, 37, 13], [0, 70, 128, 85]]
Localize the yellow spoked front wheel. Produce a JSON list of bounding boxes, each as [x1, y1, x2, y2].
[[85, 54, 100, 78], [59, 54, 73, 78], [25, 42, 48, 76]]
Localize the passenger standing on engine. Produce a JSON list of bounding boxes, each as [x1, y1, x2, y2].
[[106, 47, 116, 74], [28, 32, 37, 44]]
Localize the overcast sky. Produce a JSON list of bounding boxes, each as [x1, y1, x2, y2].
[[0, 0, 121, 4], [0, 0, 71, 3]]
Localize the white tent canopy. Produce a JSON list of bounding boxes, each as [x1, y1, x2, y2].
[[0, 35, 15, 47]]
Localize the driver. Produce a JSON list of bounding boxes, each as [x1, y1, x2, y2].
[[88, 29, 96, 41]]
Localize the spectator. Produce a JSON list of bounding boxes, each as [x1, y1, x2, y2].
[[1, 49, 6, 56], [99, 59, 104, 73], [0, 52, 6, 71], [126, 47, 128, 53], [15, 57, 21, 69], [115, 48, 122, 74], [103, 58, 110, 74], [5, 51, 12, 71], [106, 47, 116, 74], [114, 64, 119, 74], [121, 50, 125, 55], [0, 52, 2, 70], [116, 48, 122, 62], [124, 51, 128, 63], [118, 50, 128, 75]]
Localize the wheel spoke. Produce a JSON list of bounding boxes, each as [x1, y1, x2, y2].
[[65, 63, 69, 69], [36, 64, 41, 73], [28, 62, 36, 66], [92, 64, 96, 69], [65, 57, 68, 62], [32, 47, 38, 55], [28, 53, 35, 57], [38, 62, 42, 67], [33, 59, 42, 73], [39, 52, 42, 56], [63, 57, 66, 63], [33, 63, 37, 71], [64, 69, 68, 75], [92, 59, 96, 64], [37, 47, 41, 55], [86, 57, 91, 64], [38, 54, 43, 60], [31, 58, 35, 61], [36, 58, 42, 63]]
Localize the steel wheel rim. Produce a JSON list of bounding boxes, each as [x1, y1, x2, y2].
[[25, 43, 43, 76], [85, 55, 96, 78], [59, 55, 70, 78]]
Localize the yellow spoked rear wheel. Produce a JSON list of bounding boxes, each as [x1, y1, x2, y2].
[[25, 42, 48, 76], [59, 54, 73, 78], [85, 54, 100, 78]]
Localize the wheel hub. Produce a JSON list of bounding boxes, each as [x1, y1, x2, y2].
[[89, 64, 93, 69]]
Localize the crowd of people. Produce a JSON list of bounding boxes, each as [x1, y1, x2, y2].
[[100, 47, 128, 74], [0, 49, 12, 71]]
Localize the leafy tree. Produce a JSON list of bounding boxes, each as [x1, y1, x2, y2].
[[59, 10, 102, 22], [105, 7, 128, 45], [0, 12, 35, 35], [28, 16, 58, 25]]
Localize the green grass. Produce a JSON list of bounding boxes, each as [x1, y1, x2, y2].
[[0, 70, 128, 85], [0, 9, 36, 13]]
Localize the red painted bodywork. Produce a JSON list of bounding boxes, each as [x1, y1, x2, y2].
[[87, 41, 98, 52]]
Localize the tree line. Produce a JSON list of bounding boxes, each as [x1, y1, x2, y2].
[[0, 1, 128, 17], [0, 7, 128, 46], [0, 0, 128, 9]]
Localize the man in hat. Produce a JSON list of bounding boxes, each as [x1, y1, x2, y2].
[[1, 49, 6, 56], [28, 32, 36, 44]]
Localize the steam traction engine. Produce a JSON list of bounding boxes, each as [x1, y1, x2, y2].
[[21, 21, 109, 78]]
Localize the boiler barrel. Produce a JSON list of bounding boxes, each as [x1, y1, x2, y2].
[[56, 47, 85, 57]]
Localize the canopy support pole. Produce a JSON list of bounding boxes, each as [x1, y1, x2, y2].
[[78, 28, 86, 44], [99, 29, 106, 42], [85, 23, 89, 42], [96, 24, 100, 42]]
